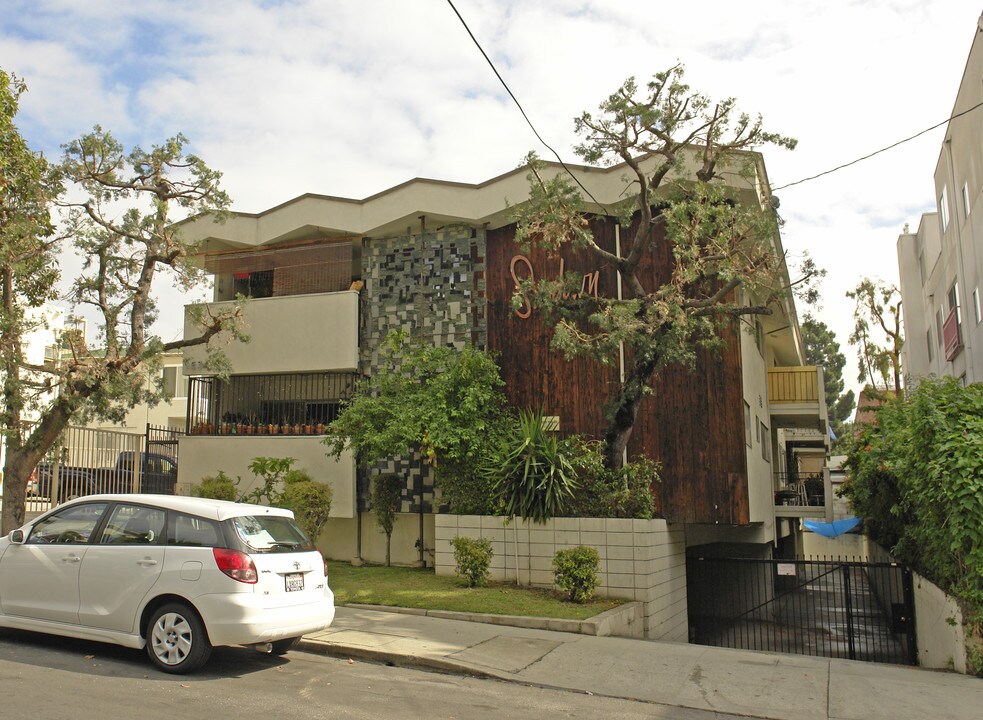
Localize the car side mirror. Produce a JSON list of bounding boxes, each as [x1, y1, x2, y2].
[[9, 529, 25, 544]]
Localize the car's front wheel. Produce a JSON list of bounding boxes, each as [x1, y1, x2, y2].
[[146, 602, 212, 674]]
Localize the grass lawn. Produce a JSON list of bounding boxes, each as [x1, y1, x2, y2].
[[327, 561, 623, 620]]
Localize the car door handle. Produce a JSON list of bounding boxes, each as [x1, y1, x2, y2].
[[138, 558, 159, 566], [61, 555, 81, 563]]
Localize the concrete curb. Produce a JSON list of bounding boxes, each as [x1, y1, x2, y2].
[[343, 601, 644, 637], [296, 637, 504, 680]]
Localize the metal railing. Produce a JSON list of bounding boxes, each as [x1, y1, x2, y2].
[[687, 556, 916, 665], [773, 471, 825, 506], [187, 371, 358, 436]]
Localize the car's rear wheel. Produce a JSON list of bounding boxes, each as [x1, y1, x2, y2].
[[270, 636, 301, 655], [146, 602, 212, 674]]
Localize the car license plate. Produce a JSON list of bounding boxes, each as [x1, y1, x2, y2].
[[285, 573, 304, 592]]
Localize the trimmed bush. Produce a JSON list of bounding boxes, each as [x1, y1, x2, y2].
[[553, 545, 600, 603], [191, 471, 238, 501], [450, 535, 494, 587]]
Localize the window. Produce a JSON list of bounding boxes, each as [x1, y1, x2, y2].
[[744, 401, 752, 447], [28, 503, 108, 544], [936, 308, 944, 346], [168, 513, 223, 547], [926, 328, 934, 362], [162, 365, 187, 399], [973, 288, 981, 325], [99, 504, 165, 545], [754, 320, 765, 357], [962, 183, 971, 219], [760, 421, 771, 463], [939, 185, 950, 232], [948, 281, 962, 326]]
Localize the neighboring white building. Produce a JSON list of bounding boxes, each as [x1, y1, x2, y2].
[[898, 15, 983, 385], [0, 304, 65, 483], [81, 351, 189, 434]]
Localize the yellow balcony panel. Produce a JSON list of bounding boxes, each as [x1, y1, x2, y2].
[[768, 366, 820, 404]]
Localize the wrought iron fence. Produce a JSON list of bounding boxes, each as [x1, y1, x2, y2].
[[687, 556, 916, 665], [25, 424, 182, 515], [187, 371, 358, 436]]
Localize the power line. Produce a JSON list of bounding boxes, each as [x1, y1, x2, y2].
[[773, 100, 983, 191], [443, 0, 607, 210]]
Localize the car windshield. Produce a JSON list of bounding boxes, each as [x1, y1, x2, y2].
[[230, 515, 315, 552]]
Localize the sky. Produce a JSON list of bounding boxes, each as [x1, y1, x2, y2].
[[3, 0, 982, 403]]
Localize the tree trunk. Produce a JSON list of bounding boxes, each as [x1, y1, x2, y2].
[[602, 356, 659, 470], [385, 532, 392, 567]]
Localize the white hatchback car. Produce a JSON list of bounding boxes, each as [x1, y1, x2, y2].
[[0, 494, 335, 673]]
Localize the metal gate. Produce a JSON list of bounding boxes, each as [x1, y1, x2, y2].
[[687, 557, 916, 665]]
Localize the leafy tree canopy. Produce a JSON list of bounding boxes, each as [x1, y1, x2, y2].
[[1, 107, 245, 532], [324, 331, 511, 471], [847, 277, 903, 396], [511, 65, 806, 468]]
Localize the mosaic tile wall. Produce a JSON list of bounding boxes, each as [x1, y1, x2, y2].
[[358, 224, 487, 513]]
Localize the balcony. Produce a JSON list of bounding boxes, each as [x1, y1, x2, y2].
[[186, 372, 357, 436], [768, 366, 828, 433], [943, 307, 963, 361], [774, 471, 831, 520], [182, 290, 359, 376]]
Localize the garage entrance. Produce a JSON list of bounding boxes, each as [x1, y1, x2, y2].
[[686, 556, 917, 665]]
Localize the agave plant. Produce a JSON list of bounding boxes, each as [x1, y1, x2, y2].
[[490, 409, 578, 523]]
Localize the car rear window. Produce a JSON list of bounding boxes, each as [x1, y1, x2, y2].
[[230, 515, 314, 552]]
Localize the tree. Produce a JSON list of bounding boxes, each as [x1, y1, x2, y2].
[[371, 473, 403, 566], [1, 120, 244, 533], [513, 65, 800, 469], [801, 314, 855, 439], [1, 70, 63, 531], [847, 278, 903, 396], [324, 331, 511, 514]]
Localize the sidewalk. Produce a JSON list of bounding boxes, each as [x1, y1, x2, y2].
[[302, 606, 981, 720]]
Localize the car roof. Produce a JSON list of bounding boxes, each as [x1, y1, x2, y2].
[[55, 494, 295, 522]]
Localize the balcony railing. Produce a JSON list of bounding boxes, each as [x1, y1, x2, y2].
[[943, 307, 963, 361], [767, 367, 820, 404], [773, 471, 825, 507], [187, 371, 358, 436]]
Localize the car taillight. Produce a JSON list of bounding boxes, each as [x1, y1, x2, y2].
[[213, 548, 258, 584]]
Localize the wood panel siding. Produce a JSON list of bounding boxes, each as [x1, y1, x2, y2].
[[485, 219, 750, 525]]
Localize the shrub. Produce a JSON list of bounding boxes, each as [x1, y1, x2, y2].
[[191, 471, 238, 501], [566, 441, 657, 519], [283, 475, 333, 544], [450, 535, 494, 587], [489, 409, 578, 523], [553, 545, 600, 603]]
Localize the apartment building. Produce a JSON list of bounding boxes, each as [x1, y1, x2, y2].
[[898, 15, 983, 385]]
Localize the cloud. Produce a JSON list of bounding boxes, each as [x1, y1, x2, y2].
[[3, 0, 981, 396]]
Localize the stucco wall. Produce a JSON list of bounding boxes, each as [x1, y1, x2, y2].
[[434, 515, 688, 642], [321, 512, 436, 567], [176, 435, 356, 518], [183, 291, 360, 376]]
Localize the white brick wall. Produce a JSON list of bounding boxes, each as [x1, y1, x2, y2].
[[435, 515, 688, 641]]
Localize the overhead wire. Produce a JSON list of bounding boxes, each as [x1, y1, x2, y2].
[[447, 0, 983, 199], [772, 100, 983, 191], [443, 0, 608, 211]]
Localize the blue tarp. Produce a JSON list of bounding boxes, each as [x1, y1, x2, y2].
[[802, 516, 862, 538]]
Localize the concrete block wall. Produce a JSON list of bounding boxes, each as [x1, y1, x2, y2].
[[434, 515, 688, 642]]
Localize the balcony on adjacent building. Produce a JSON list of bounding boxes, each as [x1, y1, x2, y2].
[[768, 366, 828, 433], [773, 470, 831, 520], [943, 306, 963, 361]]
